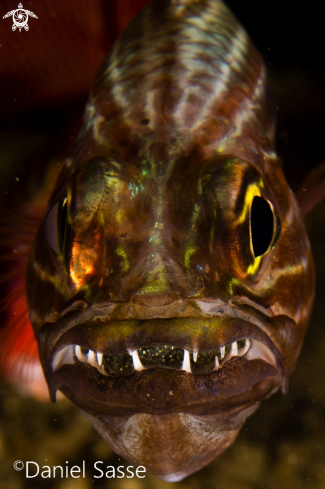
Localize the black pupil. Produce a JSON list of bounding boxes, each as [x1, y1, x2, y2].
[[251, 196, 274, 257], [58, 198, 68, 250]]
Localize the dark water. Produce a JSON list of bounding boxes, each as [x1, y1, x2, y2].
[[1, 1, 325, 488]]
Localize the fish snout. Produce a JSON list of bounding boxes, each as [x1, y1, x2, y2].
[[117, 250, 197, 304]]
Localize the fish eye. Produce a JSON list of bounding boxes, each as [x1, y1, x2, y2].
[[44, 197, 68, 254], [250, 196, 275, 258]]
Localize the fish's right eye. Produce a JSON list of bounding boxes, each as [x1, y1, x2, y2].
[[44, 197, 68, 254]]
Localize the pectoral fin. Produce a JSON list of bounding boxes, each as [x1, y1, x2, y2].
[[295, 161, 325, 216]]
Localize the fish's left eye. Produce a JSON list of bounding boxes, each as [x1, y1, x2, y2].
[[250, 196, 276, 258], [44, 197, 68, 254]]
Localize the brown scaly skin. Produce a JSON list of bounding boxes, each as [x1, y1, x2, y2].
[[26, 0, 315, 481]]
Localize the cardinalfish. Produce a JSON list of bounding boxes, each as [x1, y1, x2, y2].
[[1, 0, 325, 482]]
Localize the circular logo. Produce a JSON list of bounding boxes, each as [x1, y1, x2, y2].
[[13, 9, 28, 28], [13, 460, 24, 471]]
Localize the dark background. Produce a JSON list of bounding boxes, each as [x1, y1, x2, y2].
[[0, 1, 325, 488]]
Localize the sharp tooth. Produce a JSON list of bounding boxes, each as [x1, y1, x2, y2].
[[75, 345, 85, 362], [220, 346, 225, 359], [132, 349, 144, 371], [88, 350, 98, 366], [238, 338, 251, 356], [97, 353, 103, 365], [182, 349, 191, 373], [215, 355, 220, 369], [193, 351, 198, 362], [231, 341, 238, 357], [52, 346, 74, 371]]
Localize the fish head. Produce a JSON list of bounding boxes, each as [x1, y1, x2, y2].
[[26, 0, 315, 480]]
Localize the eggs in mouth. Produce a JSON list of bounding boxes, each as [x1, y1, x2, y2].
[[52, 337, 276, 376], [45, 306, 282, 420]]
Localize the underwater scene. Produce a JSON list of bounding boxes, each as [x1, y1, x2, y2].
[[0, 0, 325, 488]]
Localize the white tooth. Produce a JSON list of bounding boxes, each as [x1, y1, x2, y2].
[[193, 351, 198, 362], [215, 355, 220, 369], [52, 346, 74, 371], [239, 338, 251, 356], [182, 349, 191, 373], [88, 350, 98, 366], [231, 341, 238, 357], [220, 346, 225, 359], [97, 353, 103, 365], [75, 345, 86, 362], [132, 349, 144, 371]]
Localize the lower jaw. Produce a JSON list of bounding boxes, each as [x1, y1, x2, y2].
[[52, 360, 279, 479], [51, 356, 279, 416], [84, 404, 260, 481]]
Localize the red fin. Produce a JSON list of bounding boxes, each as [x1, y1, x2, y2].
[[0, 212, 49, 400], [295, 161, 325, 216]]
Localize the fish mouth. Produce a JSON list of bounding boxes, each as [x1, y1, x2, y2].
[[53, 337, 273, 375], [39, 299, 287, 416]]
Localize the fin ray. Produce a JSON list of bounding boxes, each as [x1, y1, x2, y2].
[[296, 161, 325, 216], [0, 211, 49, 399]]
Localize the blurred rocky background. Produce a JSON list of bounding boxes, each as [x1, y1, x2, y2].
[[1, 1, 325, 488]]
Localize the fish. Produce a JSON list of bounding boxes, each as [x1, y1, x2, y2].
[[1, 0, 325, 482]]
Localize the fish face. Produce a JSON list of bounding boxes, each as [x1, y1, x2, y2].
[[26, 0, 315, 480]]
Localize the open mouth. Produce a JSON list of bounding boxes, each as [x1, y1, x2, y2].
[[52, 337, 276, 376], [40, 301, 286, 415]]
